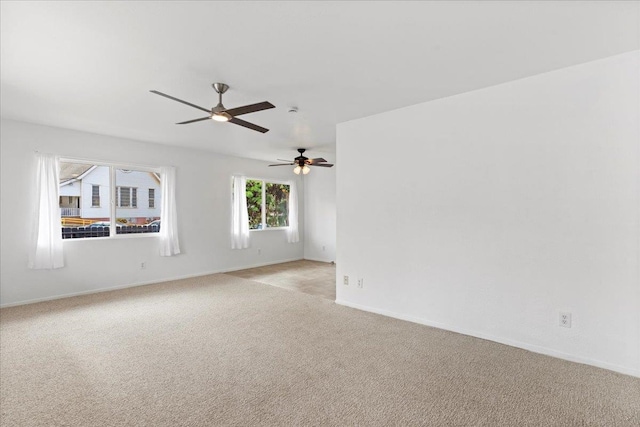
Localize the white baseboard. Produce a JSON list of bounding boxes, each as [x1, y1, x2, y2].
[[0, 257, 304, 309], [335, 299, 640, 379], [303, 256, 335, 263]]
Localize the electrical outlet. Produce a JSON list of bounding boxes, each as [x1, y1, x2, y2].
[[140, 262, 146, 270], [343, 275, 349, 286], [322, 245, 326, 251], [257, 248, 261, 255], [357, 278, 364, 288], [559, 312, 572, 328]]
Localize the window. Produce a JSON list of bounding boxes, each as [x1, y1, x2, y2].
[[245, 179, 289, 229], [245, 179, 262, 229], [116, 187, 137, 208], [149, 188, 155, 208], [265, 182, 289, 227], [59, 160, 162, 239], [91, 185, 100, 207]]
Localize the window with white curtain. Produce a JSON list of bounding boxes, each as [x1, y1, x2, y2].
[[59, 160, 162, 239], [245, 179, 290, 230]]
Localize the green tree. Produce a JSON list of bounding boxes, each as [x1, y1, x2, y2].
[[265, 183, 289, 227], [243, 180, 289, 229], [245, 179, 262, 229]]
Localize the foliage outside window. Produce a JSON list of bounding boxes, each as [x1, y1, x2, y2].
[[59, 161, 161, 239], [245, 179, 289, 230], [246, 179, 263, 229], [265, 183, 289, 227]]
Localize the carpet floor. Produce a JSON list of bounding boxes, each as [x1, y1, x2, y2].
[[1, 274, 639, 426], [226, 260, 336, 300]]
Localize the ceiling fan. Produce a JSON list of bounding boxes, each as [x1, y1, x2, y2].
[[150, 83, 275, 133], [269, 149, 334, 175]]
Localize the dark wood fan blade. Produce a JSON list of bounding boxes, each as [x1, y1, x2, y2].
[[268, 163, 295, 167], [150, 90, 211, 113], [176, 116, 211, 125], [307, 158, 327, 164], [277, 159, 293, 162], [225, 102, 275, 117], [312, 163, 334, 167], [229, 117, 269, 133]]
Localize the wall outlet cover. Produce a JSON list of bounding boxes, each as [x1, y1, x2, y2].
[[559, 312, 572, 328]]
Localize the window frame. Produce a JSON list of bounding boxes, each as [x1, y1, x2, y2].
[[60, 157, 162, 240], [244, 177, 290, 232], [91, 185, 100, 207], [148, 188, 155, 208], [116, 186, 138, 208]]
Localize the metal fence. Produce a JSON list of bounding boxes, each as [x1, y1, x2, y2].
[[62, 224, 160, 239]]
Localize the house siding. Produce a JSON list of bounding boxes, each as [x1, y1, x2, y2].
[[79, 165, 110, 219], [62, 166, 161, 221]]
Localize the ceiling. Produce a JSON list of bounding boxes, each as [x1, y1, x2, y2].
[[1, 1, 638, 162]]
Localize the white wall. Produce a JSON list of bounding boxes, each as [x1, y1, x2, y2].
[[0, 119, 304, 306], [303, 166, 336, 262], [336, 51, 640, 377]]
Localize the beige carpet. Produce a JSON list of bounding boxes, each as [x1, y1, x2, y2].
[[1, 274, 639, 426], [226, 260, 336, 300]]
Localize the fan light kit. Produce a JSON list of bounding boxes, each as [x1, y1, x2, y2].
[[269, 149, 334, 175], [211, 114, 230, 122], [293, 165, 310, 175], [150, 82, 274, 133]]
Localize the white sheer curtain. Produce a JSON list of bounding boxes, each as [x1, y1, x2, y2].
[[159, 166, 181, 256], [29, 153, 64, 269], [231, 175, 250, 249], [287, 180, 300, 243]]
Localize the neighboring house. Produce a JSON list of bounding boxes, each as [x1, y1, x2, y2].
[[59, 164, 161, 225]]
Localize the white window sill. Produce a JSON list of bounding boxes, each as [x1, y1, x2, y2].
[[250, 227, 289, 232]]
